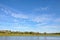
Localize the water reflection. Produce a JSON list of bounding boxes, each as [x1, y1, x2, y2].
[[0, 36, 60, 40]]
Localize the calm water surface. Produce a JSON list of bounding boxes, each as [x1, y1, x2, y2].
[[0, 36, 60, 40]]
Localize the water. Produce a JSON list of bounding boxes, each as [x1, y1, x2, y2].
[[0, 36, 60, 40]]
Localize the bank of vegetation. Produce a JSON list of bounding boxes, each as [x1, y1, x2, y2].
[[0, 30, 60, 36]]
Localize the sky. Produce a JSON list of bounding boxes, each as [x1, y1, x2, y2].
[[0, 0, 60, 33]]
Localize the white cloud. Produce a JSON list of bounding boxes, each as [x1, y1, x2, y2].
[[11, 13, 29, 19], [1, 8, 9, 14], [0, 5, 11, 14], [13, 19, 19, 22], [14, 26, 29, 29], [54, 18, 60, 22], [34, 7, 48, 12], [36, 23, 47, 26], [1, 7, 52, 23], [0, 5, 56, 24], [41, 7, 48, 10], [0, 5, 29, 19], [0, 6, 54, 26], [36, 23, 60, 29], [35, 24, 60, 33], [12, 24, 35, 32], [30, 14, 52, 23]]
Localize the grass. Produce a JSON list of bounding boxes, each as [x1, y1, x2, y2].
[[0, 33, 60, 36]]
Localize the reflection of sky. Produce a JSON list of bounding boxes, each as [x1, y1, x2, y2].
[[0, 0, 60, 33]]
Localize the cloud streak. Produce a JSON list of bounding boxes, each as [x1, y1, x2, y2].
[[34, 7, 48, 12], [0, 5, 57, 24], [0, 5, 29, 19], [0, 5, 59, 24], [11, 13, 29, 19], [30, 14, 53, 23], [54, 18, 60, 22]]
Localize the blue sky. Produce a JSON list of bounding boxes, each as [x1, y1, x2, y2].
[[0, 0, 60, 33]]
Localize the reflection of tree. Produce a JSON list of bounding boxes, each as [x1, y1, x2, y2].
[[44, 32, 47, 40]]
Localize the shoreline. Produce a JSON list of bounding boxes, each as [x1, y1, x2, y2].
[[0, 30, 60, 36]]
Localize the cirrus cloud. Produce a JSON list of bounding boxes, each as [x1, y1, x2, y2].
[[11, 13, 29, 19]]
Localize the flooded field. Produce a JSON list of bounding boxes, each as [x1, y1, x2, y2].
[[0, 36, 60, 40]]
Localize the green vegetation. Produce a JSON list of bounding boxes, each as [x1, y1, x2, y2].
[[0, 30, 60, 36]]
